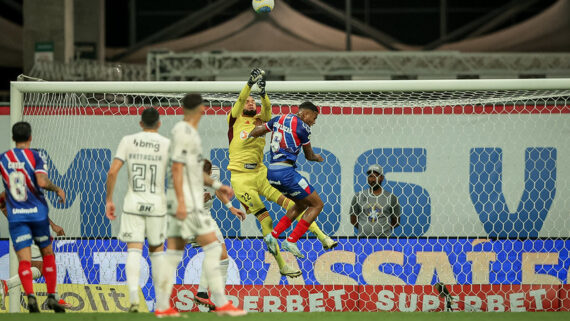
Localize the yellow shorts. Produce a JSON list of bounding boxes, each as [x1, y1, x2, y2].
[[230, 167, 283, 215]]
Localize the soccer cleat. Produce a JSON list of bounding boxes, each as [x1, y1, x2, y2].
[[128, 303, 139, 313], [282, 240, 305, 259], [279, 264, 302, 278], [58, 299, 72, 309], [193, 292, 216, 311], [215, 302, 247, 316], [263, 234, 279, 256], [155, 307, 180, 318], [27, 295, 40, 313], [321, 236, 338, 250], [47, 294, 66, 313]]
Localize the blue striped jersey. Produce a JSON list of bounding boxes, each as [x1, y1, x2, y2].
[[0, 148, 49, 222], [264, 114, 311, 164]]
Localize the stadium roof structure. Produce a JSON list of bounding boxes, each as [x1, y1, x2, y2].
[[118, 1, 406, 63], [1, 0, 569, 69], [118, 0, 570, 64]]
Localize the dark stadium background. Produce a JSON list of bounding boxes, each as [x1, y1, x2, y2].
[[0, 0, 558, 91]]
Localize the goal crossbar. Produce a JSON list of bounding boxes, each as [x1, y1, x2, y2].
[[10, 78, 570, 94]]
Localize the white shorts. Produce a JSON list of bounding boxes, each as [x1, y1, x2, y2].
[[166, 213, 220, 244], [119, 213, 167, 246]]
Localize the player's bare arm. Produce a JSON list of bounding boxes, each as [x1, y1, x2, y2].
[[49, 219, 66, 236], [105, 158, 124, 220], [36, 172, 65, 203], [391, 196, 401, 228], [247, 125, 270, 138], [302, 143, 324, 162], [203, 172, 234, 200], [0, 190, 6, 216], [172, 161, 187, 221], [349, 195, 360, 228], [214, 189, 246, 221]]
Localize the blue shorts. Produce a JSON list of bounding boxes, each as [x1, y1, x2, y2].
[[9, 219, 52, 252], [267, 164, 314, 201]]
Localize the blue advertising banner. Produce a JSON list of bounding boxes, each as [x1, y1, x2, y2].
[[1, 238, 568, 306]]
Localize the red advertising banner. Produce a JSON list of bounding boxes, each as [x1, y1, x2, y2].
[[171, 284, 566, 312], [360, 284, 560, 312]]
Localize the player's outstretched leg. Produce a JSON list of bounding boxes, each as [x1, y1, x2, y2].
[[281, 199, 337, 251], [272, 192, 325, 259], [257, 212, 301, 277]]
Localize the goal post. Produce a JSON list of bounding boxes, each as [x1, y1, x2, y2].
[[6, 78, 570, 312]]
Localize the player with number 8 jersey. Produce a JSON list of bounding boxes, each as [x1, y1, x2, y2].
[[1, 121, 67, 313]]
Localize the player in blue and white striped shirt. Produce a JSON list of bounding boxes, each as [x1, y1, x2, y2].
[[0, 121, 66, 313], [248, 102, 325, 259]]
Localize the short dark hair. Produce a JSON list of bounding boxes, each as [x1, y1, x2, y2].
[[182, 93, 203, 110], [299, 101, 319, 113], [12, 121, 32, 143], [203, 158, 212, 174], [141, 107, 160, 128]]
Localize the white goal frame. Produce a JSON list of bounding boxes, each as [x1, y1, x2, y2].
[[7, 78, 570, 313]]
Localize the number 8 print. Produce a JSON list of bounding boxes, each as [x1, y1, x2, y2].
[[9, 171, 27, 202]]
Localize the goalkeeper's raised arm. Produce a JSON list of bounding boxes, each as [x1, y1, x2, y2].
[[229, 68, 266, 120]]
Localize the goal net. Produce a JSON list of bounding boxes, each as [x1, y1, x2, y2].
[[5, 79, 570, 312]]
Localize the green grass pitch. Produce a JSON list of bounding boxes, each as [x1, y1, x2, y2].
[[1, 312, 570, 321]]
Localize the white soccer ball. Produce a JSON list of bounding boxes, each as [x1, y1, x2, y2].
[[252, 0, 274, 13]]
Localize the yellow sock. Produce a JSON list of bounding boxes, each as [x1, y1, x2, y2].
[[258, 213, 287, 269], [282, 198, 328, 242]]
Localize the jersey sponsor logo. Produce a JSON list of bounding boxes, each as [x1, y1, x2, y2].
[[268, 179, 281, 185], [7, 162, 25, 170], [138, 203, 155, 213], [34, 235, 49, 242], [133, 138, 161, 152], [12, 207, 38, 214], [366, 206, 382, 223], [240, 130, 248, 140], [244, 163, 257, 169], [15, 234, 31, 243]]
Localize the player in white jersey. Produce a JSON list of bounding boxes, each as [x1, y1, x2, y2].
[[105, 108, 177, 317], [160, 93, 246, 316], [165, 159, 246, 311], [192, 159, 245, 311]]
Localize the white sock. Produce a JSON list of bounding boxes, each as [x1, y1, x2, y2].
[[149, 251, 165, 310], [202, 242, 227, 307], [158, 250, 183, 311], [6, 266, 42, 289], [197, 263, 208, 294], [126, 248, 142, 305], [219, 258, 230, 287]]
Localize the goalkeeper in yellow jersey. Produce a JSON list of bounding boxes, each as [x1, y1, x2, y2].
[[227, 68, 337, 277]]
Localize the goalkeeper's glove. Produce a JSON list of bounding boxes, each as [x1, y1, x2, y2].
[[247, 68, 265, 87], [257, 77, 266, 97]]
